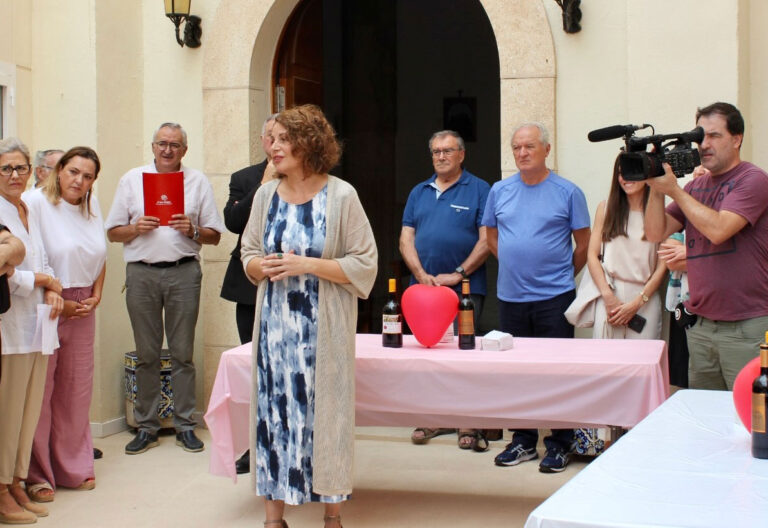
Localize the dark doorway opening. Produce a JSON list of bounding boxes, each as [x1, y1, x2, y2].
[[274, 0, 501, 333]]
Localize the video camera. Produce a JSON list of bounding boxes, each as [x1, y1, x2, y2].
[[588, 124, 704, 181]]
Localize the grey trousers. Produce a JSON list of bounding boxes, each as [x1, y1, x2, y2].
[[126, 260, 201, 434], [686, 314, 768, 390]]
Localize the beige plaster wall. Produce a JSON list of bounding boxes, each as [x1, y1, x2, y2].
[[748, 0, 768, 171], [541, 0, 742, 218], [0, 0, 32, 141]]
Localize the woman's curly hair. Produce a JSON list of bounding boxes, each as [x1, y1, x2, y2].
[[274, 105, 341, 175]]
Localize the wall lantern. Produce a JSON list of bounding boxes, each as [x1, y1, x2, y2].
[[554, 0, 582, 34], [164, 0, 202, 48]]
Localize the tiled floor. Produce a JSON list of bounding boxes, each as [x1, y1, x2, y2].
[[35, 427, 587, 527]]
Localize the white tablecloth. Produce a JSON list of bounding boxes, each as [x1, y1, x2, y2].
[[525, 389, 768, 528]]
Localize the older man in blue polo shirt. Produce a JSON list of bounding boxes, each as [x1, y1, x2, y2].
[[400, 129, 491, 450]]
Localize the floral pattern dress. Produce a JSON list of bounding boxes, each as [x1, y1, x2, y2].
[[255, 186, 345, 505]]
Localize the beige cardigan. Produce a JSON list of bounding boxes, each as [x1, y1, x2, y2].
[[240, 175, 378, 496]]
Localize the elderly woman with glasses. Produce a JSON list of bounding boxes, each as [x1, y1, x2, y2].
[[24, 147, 106, 503], [0, 138, 63, 525]]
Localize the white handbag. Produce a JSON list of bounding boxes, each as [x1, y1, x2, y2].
[[565, 243, 611, 328]]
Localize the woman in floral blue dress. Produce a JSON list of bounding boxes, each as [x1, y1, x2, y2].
[[242, 105, 377, 528]]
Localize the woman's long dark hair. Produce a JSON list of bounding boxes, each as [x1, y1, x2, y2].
[[602, 155, 650, 242]]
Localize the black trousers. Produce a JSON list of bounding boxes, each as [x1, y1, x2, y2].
[[235, 303, 256, 345]]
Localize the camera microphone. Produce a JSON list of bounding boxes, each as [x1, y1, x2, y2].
[[587, 124, 650, 143]]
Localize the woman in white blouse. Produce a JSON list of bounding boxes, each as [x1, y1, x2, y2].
[[0, 138, 63, 524], [24, 146, 106, 503]]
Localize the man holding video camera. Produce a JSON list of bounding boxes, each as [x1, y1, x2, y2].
[[645, 102, 768, 390]]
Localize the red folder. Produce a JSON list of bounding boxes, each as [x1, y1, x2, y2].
[[143, 172, 184, 226]]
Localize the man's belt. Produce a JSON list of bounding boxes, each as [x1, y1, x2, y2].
[[138, 256, 196, 268]]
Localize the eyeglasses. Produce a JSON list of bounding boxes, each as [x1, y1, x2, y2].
[[0, 164, 31, 177], [154, 141, 184, 151], [430, 148, 460, 157]]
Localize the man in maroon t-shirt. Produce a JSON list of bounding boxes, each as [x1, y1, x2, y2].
[[645, 102, 768, 390]]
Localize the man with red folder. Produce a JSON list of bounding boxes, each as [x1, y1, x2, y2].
[[105, 122, 225, 456]]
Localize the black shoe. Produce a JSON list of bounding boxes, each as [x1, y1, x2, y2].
[[176, 430, 205, 453], [538, 447, 571, 473], [494, 443, 538, 467], [125, 431, 159, 455], [235, 450, 250, 474], [93, 448, 103, 460]]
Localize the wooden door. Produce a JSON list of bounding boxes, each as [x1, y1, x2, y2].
[[273, 0, 323, 112]]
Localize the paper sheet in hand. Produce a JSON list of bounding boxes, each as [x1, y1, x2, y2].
[[32, 304, 60, 355], [143, 172, 184, 225]]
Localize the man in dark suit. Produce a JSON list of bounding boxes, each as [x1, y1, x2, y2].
[[221, 114, 277, 344], [220, 113, 277, 473]]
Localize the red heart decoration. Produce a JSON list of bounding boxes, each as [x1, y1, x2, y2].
[[733, 356, 761, 431], [401, 284, 458, 347]]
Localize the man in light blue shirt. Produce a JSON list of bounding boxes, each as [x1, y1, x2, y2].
[[482, 122, 590, 472]]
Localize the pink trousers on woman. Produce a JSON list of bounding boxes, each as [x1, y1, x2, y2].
[[28, 286, 96, 488]]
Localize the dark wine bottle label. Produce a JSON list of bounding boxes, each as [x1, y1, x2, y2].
[[458, 310, 474, 335], [753, 393, 766, 433], [382, 315, 402, 334]]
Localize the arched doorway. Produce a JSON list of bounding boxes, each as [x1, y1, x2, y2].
[[268, 0, 502, 332], [201, 0, 556, 362]]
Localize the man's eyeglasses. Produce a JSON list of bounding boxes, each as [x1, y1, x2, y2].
[[0, 164, 31, 177], [430, 148, 460, 157], [154, 141, 184, 151]]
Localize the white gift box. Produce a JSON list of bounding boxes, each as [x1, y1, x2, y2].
[[480, 330, 514, 351]]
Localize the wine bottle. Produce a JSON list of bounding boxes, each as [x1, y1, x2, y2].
[[752, 331, 768, 459], [382, 278, 403, 348], [458, 279, 475, 350]]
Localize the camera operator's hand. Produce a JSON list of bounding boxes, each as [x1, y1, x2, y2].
[[692, 165, 711, 179], [645, 163, 680, 197], [659, 240, 687, 272]]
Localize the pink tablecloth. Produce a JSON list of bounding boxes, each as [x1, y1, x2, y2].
[[205, 334, 669, 480]]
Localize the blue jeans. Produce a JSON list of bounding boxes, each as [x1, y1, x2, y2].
[[498, 289, 575, 453]]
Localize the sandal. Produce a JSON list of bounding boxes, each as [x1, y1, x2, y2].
[[26, 482, 54, 503], [458, 429, 477, 450], [472, 431, 490, 453], [410, 427, 454, 445], [75, 478, 96, 491], [457, 430, 489, 452]]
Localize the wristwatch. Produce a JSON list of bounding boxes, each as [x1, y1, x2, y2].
[[455, 266, 468, 279], [640, 292, 649, 304], [192, 224, 200, 241]]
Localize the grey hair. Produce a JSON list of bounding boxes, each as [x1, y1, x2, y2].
[[428, 130, 465, 151], [0, 138, 31, 163], [33, 149, 64, 169], [512, 122, 550, 147], [261, 113, 279, 135], [153, 122, 188, 147]]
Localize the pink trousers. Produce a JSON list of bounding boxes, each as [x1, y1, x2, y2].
[[28, 287, 95, 488]]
